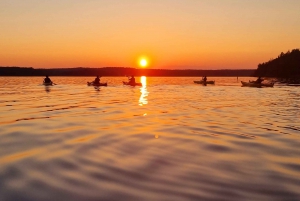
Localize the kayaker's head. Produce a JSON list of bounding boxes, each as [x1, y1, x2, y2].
[[97, 75, 99, 78], [46, 75, 49, 78]]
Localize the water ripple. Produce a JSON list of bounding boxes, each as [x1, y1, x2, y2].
[[0, 77, 300, 201]]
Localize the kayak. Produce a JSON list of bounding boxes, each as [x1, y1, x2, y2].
[[241, 81, 274, 88], [87, 82, 107, 86], [194, 80, 215, 84], [122, 81, 142, 86], [43, 82, 53, 86]]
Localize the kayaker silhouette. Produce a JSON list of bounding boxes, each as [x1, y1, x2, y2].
[[128, 75, 136, 85], [255, 77, 264, 84], [44, 75, 52, 84], [94, 75, 101, 84], [202, 76, 207, 82]]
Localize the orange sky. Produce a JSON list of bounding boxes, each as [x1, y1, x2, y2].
[[0, 0, 299, 69]]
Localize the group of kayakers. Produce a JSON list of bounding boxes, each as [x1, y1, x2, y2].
[[44, 75, 264, 86], [90, 75, 136, 85], [43, 75, 137, 85], [201, 76, 263, 84]]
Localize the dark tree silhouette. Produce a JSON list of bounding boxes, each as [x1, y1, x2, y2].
[[255, 49, 300, 83]]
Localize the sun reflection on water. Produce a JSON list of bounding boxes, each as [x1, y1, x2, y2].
[[139, 76, 149, 106]]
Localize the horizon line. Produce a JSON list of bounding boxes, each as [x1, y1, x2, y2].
[[0, 66, 256, 71]]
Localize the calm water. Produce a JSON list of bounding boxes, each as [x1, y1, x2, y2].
[[0, 76, 299, 201]]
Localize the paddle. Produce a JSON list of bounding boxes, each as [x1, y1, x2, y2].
[[123, 75, 130, 84]]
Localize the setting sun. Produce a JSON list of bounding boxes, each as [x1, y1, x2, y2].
[[139, 59, 148, 68]]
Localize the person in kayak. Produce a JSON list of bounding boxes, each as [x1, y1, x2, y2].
[[202, 76, 207, 82], [44, 75, 52, 84], [128, 75, 136, 85], [255, 77, 264, 84], [93, 75, 101, 84]]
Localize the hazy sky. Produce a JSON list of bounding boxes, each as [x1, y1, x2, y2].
[[1, 0, 299, 69]]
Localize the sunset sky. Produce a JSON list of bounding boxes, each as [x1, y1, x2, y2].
[[1, 0, 299, 69]]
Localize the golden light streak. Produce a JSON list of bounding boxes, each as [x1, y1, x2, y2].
[[139, 76, 149, 106]]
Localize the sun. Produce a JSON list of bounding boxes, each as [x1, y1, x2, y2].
[[139, 59, 148, 68]]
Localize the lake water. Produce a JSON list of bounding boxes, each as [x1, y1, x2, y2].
[[0, 76, 299, 201]]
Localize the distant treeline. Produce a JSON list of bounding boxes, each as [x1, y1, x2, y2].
[[0, 67, 255, 77], [255, 49, 300, 78]]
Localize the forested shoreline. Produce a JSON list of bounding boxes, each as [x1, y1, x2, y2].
[[255, 49, 300, 83], [0, 67, 255, 77]]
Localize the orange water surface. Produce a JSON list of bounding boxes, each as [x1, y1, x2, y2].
[[0, 76, 299, 201]]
